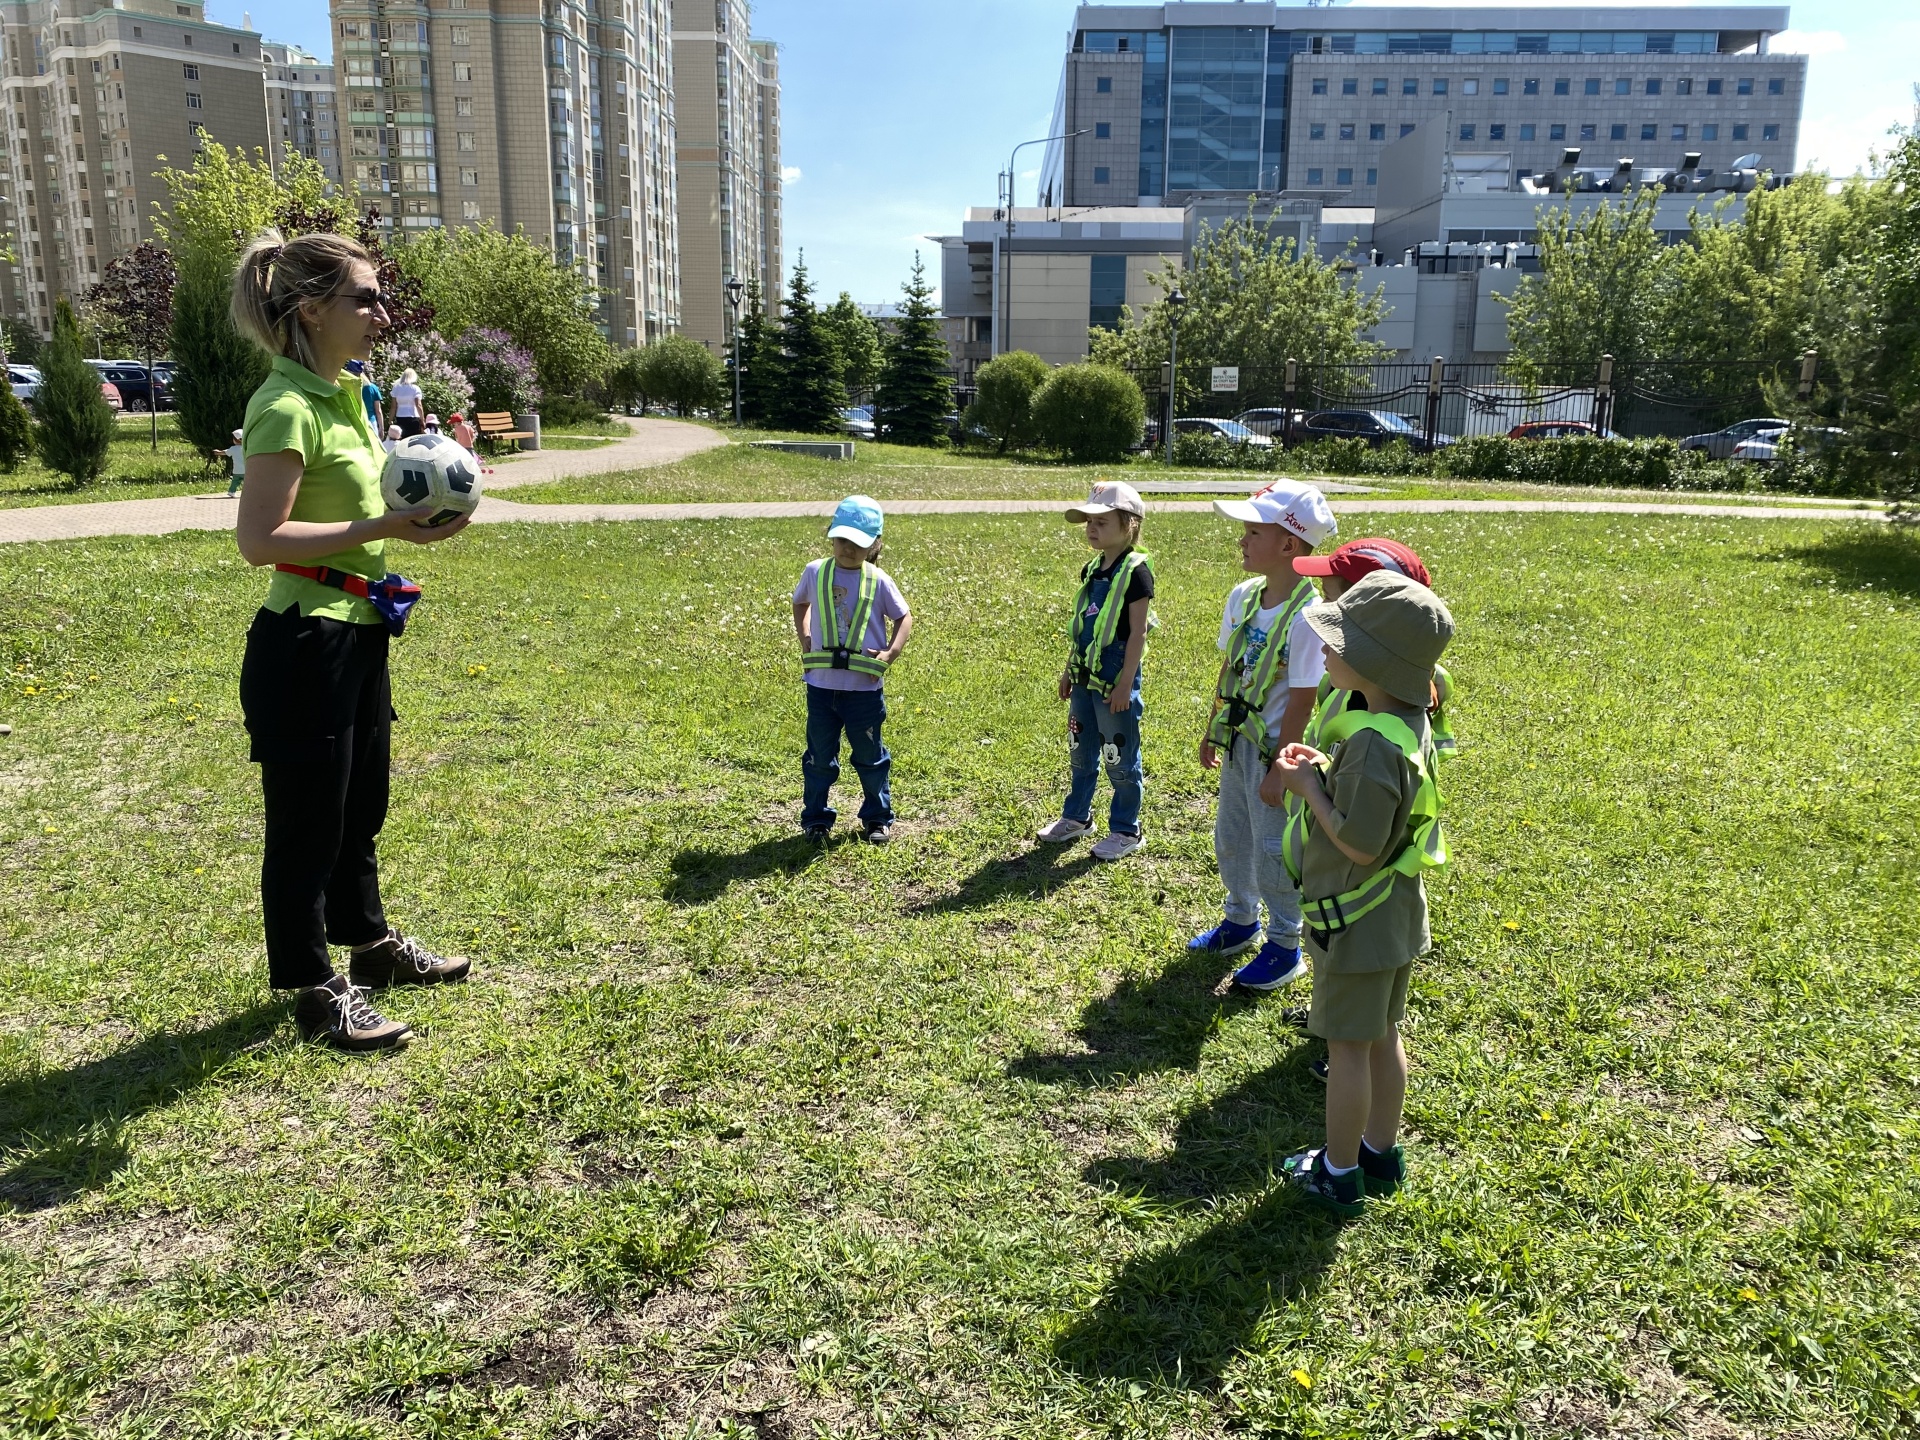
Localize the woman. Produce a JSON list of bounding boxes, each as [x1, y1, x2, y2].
[[232, 230, 472, 1052], [390, 366, 425, 437]]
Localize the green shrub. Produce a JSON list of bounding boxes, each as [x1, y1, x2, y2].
[[1031, 364, 1145, 463], [170, 263, 268, 460], [540, 393, 611, 427], [1436, 434, 1737, 490], [0, 383, 32, 472], [33, 300, 114, 486], [969, 351, 1050, 452], [634, 335, 726, 417], [1757, 441, 1884, 498]]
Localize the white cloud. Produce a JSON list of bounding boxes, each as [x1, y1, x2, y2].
[[1798, 103, 1910, 176], [782, 165, 803, 184], [1771, 30, 1847, 57]]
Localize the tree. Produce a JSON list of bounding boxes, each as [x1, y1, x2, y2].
[[394, 223, 611, 396], [636, 334, 726, 416], [969, 351, 1050, 452], [604, 347, 648, 414], [450, 327, 541, 415], [1503, 185, 1675, 376], [821, 291, 883, 399], [1086, 211, 1389, 390], [1030, 363, 1145, 463], [2, 320, 40, 367], [84, 240, 175, 449], [872, 253, 952, 447], [770, 254, 845, 432], [735, 274, 781, 424], [0, 385, 30, 471], [34, 300, 114, 487]]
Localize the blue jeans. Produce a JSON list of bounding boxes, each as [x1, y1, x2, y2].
[[1063, 682, 1144, 835], [801, 685, 892, 830]]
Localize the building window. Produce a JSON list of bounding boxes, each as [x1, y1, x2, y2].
[[1489, 123, 1505, 140], [455, 96, 473, 116], [462, 200, 481, 219], [182, 63, 198, 80], [1614, 78, 1630, 95], [461, 166, 478, 185], [451, 26, 470, 44], [1524, 78, 1539, 95], [1737, 77, 1753, 96], [1646, 78, 1662, 95], [1089, 252, 1126, 330], [1095, 75, 1111, 93], [1399, 123, 1415, 137], [1641, 123, 1656, 140], [457, 131, 475, 150], [1702, 122, 1719, 140], [1768, 77, 1785, 96], [1732, 123, 1749, 141], [1432, 78, 1447, 96], [1093, 166, 1110, 183], [1579, 123, 1596, 140], [1094, 121, 1110, 138], [1706, 78, 1722, 96], [1677, 77, 1693, 95], [185, 91, 201, 109], [1311, 77, 1327, 96], [1671, 124, 1687, 141], [1341, 78, 1357, 95], [1372, 77, 1386, 95], [1338, 122, 1355, 140], [1459, 123, 1475, 141], [1610, 123, 1626, 140], [1366, 168, 1377, 185], [1462, 79, 1479, 96], [453, 63, 472, 82], [1309, 123, 1325, 140], [1553, 78, 1569, 96], [1584, 78, 1600, 96], [1369, 123, 1385, 141], [1336, 167, 1353, 184], [1402, 77, 1417, 96], [1762, 123, 1780, 141], [1306, 167, 1323, 184], [1493, 78, 1509, 95]]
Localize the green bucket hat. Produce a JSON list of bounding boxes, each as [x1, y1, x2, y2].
[[1302, 570, 1454, 707]]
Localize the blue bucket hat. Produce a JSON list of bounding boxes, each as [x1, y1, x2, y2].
[[828, 494, 884, 548]]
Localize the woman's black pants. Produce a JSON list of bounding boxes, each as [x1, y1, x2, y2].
[[395, 415, 426, 438], [240, 606, 392, 989]]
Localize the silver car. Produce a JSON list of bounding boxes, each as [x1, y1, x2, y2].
[[1680, 417, 1787, 460]]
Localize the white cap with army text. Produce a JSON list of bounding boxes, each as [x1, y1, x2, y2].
[[1212, 478, 1337, 547]]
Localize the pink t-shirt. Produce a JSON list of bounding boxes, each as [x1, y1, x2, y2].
[[792, 560, 908, 691]]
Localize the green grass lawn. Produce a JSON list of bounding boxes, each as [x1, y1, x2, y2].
[[0, 415, 222, 509], [3, 512, 1917, 1437]]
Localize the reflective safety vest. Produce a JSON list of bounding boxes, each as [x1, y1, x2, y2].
[[801, 558, 889, 678], [1282, 709, 1446, 936], [1206, 575, 1317, 762], [1067, 550, 1153, 698], [1302, 663, 1459, 761]]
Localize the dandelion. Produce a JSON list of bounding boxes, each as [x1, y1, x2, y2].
[[194, 867, 205, 875], [1738, 1287, 1760, 1302], [1291, 1369, 1313, 1389], [1502, 920, 1520, 931]]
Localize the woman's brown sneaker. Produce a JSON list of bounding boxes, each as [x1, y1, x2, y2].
[[294, 977, 411, 1052], [348, 930, 472, 989]]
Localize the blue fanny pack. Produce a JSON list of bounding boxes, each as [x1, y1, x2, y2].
[[276, 565, 423, 636]]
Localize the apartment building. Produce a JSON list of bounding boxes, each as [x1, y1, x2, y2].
[[264, 40, 340, 185], [330, 0, 684, 346], [1043, 4, 1804, 207], [0, 0, 266, 335], [671, 0, 780, 353]]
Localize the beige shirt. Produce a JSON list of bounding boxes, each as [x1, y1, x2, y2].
[[1301, 712, 1432, 974]]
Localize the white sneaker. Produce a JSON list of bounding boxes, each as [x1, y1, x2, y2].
[[1091, 830, 1144, 862], [1036, 817, 1093, 844]]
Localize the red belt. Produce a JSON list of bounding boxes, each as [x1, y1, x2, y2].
[[276, 564, 374, 598]]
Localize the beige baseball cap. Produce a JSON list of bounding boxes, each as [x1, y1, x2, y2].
[[1066, 479, 1146, 523]]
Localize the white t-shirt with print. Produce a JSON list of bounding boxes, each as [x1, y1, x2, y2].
[[1216, 583, 1326, 743]]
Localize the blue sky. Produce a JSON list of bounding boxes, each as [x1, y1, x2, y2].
[[227, 0, 1916, 306]]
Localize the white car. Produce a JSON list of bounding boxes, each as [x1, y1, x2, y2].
[[8, 364, 40, 404], [840, 406, 875, 440], [1730, 426, 1846, 463], [1174, 416, 1274, 449]]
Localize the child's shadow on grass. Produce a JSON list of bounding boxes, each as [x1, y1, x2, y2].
[[908, 845, 1098, 915], [663, 834, 828, 906], [0, 1001, 285, 1212], [1005, 949, 1257, 1085], [1771, 526, 1920, 600]]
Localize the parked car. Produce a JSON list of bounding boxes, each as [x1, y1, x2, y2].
[[99, 380, 123, 411], [1730, 425, 1847, 463], [1508, 420, 1615, 441], [839, 405, 875, 440], [1232, 407, 1307, 438], [150, 361, 178, 392], [1295, 409, 1455, 451], [89, 360, 170, 412], [1174, 416, 1273, 449], [8, 364, 40, 405], [1679, 417, 1787, 459]]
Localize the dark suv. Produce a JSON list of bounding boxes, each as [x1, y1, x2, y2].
[[1296, 409, 1456, 451], [89, 360, 170, 412]]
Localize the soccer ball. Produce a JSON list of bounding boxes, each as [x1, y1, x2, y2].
[[381, 432, 482, 527]]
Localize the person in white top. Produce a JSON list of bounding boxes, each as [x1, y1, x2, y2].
[[390, 368, 425, 438], [224, 427, 246, 497]]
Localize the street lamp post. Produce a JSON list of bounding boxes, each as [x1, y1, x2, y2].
[[999, 128, 1086, 358], [1164, 287, 1187, 467], [725, 275, 745, 426]]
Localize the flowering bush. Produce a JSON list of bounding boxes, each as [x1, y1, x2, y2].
[[370, 329, 473, 422], [451, 326, 542, 416]]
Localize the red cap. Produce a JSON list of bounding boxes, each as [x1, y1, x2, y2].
[[1293, 537, 1431, 587]]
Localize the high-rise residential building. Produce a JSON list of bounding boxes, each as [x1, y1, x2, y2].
[[671, 1, 779, 354], [0, 0, 267, 334], [1041, 4, 1803, 208], [263, 41, 340, 185], [330, 0, 683, 345]]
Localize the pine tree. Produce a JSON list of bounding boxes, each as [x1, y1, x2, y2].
[[735, 274, 781, 425], [874, 253, 952, 447], [171, 261, 269, 460], [0, 383, 30, 472], [821, 291, 883, 400], [770, 253, 845, 433], [33, 299, 114, 486]]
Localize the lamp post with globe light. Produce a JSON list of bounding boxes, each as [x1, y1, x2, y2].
[[725, 275, 745, 426], [1164, 287, 1187, 466]]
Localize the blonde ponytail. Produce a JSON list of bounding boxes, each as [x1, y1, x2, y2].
[[229, 229, 374, 375]]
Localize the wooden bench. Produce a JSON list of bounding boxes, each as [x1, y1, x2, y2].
[[474, 411, 535, 452]]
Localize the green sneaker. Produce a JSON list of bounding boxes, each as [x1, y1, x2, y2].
[[1282, 1147, 1364, 1217], [1358, 1141, 1406, 1197]]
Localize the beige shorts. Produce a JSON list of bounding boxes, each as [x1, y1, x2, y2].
[[1307, 958, 1411, 1043]]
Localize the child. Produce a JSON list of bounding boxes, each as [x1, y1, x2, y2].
[[1286, 538, 1438, 759], [1190, 480, 1337, 988], [383, 424, 402, 455], [791, 495, 912, 843], [1038, 480, 1153, 862], [1268, 571, 1455, 1215], [424, 413, 442, 435], [223, 427, 246, 497], [450, 412, 477, 451]]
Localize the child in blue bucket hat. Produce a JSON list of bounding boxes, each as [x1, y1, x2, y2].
[[790, 495, 914, 843]]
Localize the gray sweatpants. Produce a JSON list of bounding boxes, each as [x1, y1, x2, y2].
[[1213, 738, 1303, 944]]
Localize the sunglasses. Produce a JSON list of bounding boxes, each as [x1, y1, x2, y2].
[[337, 288, 389, 310]]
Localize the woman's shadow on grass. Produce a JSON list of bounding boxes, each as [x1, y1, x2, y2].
[[1770, 526, 1920, 600], [663, 833, 831, 906], [1055, 1046, 1344, 1384], [0, 1002, 284, 1211], [907, 845, 1099, 916]]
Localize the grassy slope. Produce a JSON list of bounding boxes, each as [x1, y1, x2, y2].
[[2, 515, 1917, 1438]]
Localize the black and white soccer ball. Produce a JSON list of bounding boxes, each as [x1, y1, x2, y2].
[[381, 432, 482, 527]]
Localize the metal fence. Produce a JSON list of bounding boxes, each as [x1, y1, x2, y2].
[[1130, 355, 1809, 445]]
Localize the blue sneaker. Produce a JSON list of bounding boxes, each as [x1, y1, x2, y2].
[[1232, 941, 1307, 991], [1187, 918, 1261, 956]]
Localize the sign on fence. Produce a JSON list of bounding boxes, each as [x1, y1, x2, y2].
[[1210, 366, 1240, 393]]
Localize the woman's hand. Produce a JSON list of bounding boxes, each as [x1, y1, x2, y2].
[[379, 508, 472, 544]]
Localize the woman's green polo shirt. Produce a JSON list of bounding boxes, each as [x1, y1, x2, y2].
[[244, 355, 386, 625]]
